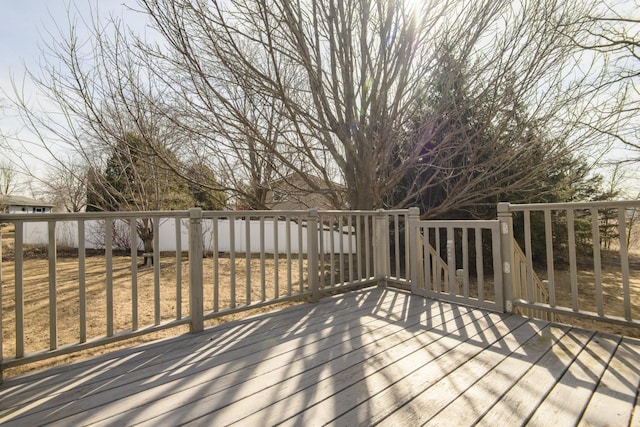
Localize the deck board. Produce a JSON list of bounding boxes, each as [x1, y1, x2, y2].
[[390, 323, 568, 427], [579, 337, 640, 426], [231, 306, 521, 427], [528, 333, 620, 425], [476, 328, 594, 425], [320, 314, 530, 427], [1, 288, 396, 408], [1, 286, 639, 426]]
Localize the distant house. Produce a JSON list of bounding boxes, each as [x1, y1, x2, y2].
[[265, 173, 346, 211], [0, 195, 55, 214]]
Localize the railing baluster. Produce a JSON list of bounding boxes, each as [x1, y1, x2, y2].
[[274, 217, 279, 298], [229, 216, 236, 309], [286, 216, 292, 296], [462, 227, 469, 299], [491, 223, 504, 307], [347, 214, 353, 283], [329, 216, 335, 285], [355, 215, 362, 280], [408, 211, 418, 292], [307, 209, 320, 302], [129, 220, 138, 332], [15, 220, 24, 358], [386, 215, 392, 280], [48, 221, 57, 350], [246, 215, 251, 305], [319, 214, 325, 289], [566, 209, 579, 312], [394, 214, 400, 278], [435, 227, 442, 292], [405, 213, 410, 281], [338, 215, 344, 285], [475, 228, 484, 302], [423, 226, 431, 291], [298, 215, 304, 293], [213, 217, 219, 312], [260, 216, 266, 302], [590, 208, 604, 316], [544, 209, 555, 307], [524, 211, 534, 303], [618, 208, 632, 321], [175, 217, 182, 320], [105, 219, 114, 337], [365, 215, 371, 279], [511, 243, 522, 302], [153, 217, 161, 325], [446, 227, 456, 295]]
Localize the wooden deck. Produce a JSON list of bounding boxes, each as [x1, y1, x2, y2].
[[1, 286, 639, 426]]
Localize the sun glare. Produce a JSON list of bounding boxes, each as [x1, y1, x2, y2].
[[404, 0, 424, 14]]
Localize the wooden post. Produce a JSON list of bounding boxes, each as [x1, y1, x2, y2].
[[189, 208, 204, 333], [306, 209, 320, 302], [497, 202, 514, 313], [373, 210, 390, 284]]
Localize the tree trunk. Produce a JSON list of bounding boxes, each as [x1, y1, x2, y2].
[[140, 219, 154, 267]]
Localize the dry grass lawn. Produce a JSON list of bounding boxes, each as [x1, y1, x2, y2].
[[548, 250, 640, 337], [1, 223, 312, 378]]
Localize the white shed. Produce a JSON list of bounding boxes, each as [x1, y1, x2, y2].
[[0, 195, 55, 214]]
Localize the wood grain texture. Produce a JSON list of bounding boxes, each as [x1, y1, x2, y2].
[[0, 286, 638, 427]]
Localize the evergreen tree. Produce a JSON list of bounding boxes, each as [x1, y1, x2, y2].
[[87, 132, 204, 264], [185, 162, 227, 210]]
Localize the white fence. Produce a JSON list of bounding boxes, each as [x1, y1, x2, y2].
[[21, 216, 355, 254]]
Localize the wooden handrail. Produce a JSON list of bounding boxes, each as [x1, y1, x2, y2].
[[416, 233, 449, 291], [511, 239, 555, 321]]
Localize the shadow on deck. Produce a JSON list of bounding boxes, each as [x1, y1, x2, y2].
[[1, 286, 639, 426]]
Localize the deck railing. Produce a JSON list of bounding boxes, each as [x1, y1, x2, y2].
[[409, 218, 504, 312], [499, 201, 640, 328], [2, 200, 638, 379], [0, 208, 410, 380]]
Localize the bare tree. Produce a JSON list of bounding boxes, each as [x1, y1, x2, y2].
[[0, 160, 22, 197], [37, 159, 88, 212], [10, 8, 209, 263], [570, 2, 640, 158], [0, 160, 28, 214], [136, 0, 613, 214], [137, 0, 447, 210], [10, 0, 619, 218]]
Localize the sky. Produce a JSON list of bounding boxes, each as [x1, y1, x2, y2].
[[0, 0, 148, 86], [0, 1, 148, 185]]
